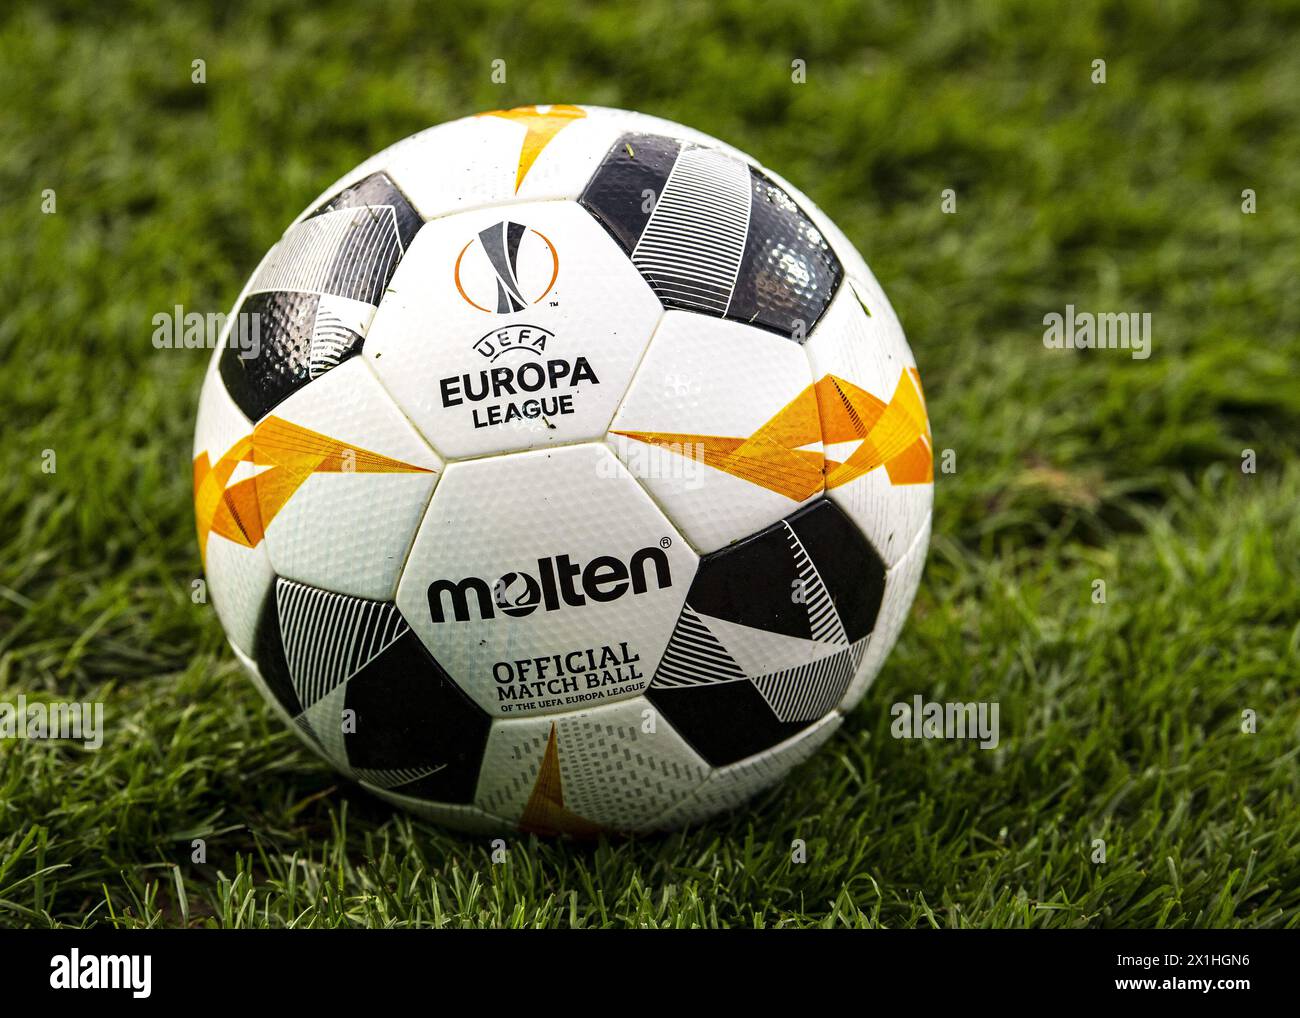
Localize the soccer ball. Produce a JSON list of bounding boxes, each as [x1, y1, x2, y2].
[[193, 105, 932, 835]]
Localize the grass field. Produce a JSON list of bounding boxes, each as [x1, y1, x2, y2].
[[0, 0, 1297, 928]]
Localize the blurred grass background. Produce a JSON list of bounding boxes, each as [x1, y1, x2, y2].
[[0, 0, 1296, 927]]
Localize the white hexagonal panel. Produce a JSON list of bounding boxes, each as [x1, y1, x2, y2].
[[255, 358, 442, 602], [366, 201, 662, 459], [395, 443, 698, 720], [473, 696, 710, 834], [607, 310, 823, 554], [804, 284, 933, 567]]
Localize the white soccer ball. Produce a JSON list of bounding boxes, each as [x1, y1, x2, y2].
[[193, 105, 933, 834]]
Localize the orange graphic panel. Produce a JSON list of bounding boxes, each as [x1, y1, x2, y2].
[[613, 369, 932, 501], [478, 104, 587, 193], [194, 417, 433, 564], [613, 380, 824, 502], [518, 724, 604, 838], [817, 369, 932, 488]]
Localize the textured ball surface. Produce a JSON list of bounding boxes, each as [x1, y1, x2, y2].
[[193, 104, 933, 834]]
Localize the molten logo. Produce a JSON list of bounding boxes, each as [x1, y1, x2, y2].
[[428, 547, 672, 623], [455, 220, 559, 313]]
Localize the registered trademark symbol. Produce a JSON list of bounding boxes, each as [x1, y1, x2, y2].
[[660, 537, 672, 548]]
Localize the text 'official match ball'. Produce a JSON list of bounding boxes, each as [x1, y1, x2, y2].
[[193, 105, 933, 835]]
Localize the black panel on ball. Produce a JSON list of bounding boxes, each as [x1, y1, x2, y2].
[[727, 168, 842, 338], [646, 498, 886, 766], [252, 577, 490, 807], [307, 171, 423, 251], [687, 519, 810, 641], [647, 680, 813, 767], [219, 290, 319, 421], [785, 498, 886, 643], [251, 581, 305, 719], [218, 171, 424, 422], [579, 132, 683, 254], [578, 133, 842, 340], [342, 634, 490, 805]]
